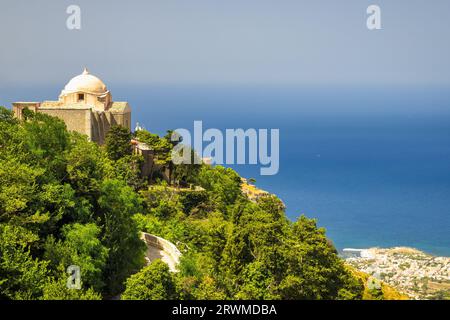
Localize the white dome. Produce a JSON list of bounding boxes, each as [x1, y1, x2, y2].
[[62, 68, 108, 95]]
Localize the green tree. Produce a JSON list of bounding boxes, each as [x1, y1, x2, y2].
[[197, 165, 243, 214], [278, 216, 363, 299], [44, 223, 109, 292], [0, 224, 49, 300], [122, 260, 178, 300], [135, 129, 173, 180], [195, 276, 227, 300], [172, 147, 202, 187], [108, 154, 145, 190], [41, 265, 101, 300], [0, 106, 17, 124], [221, 200, 287, 295], [235, 261, 279, 299], [141, 185, 183, 219], [22, 110, 69, 180], [0, 159, 45, 225], [105, 125, 132, 161], [65, 132, 107, 200], [0, 107, 27, 163], [98, 179, 146, 295], [0, 158, 79, 235]]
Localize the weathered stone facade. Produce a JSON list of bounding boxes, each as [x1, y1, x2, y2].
[[12, 68, 131, 144]]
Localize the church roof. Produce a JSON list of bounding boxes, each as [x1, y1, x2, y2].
[[61, 68, 108, 95], [110, 102, 130, 113]]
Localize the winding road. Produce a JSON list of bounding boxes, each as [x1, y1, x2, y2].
[[140, 232, 181, 272]]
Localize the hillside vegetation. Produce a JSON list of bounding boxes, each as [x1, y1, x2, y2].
[[0, 107, 402, 300]]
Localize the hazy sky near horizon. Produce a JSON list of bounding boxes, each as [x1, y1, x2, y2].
[[1, 0, 450, 87]]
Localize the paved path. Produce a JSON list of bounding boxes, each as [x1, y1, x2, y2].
[[141, 233, 181, 272], [144, 243, 178, 272]]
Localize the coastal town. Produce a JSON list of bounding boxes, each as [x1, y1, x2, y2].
[[344, 247, 450, 300]]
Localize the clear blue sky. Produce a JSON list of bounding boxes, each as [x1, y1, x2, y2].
[[1, 0, 449, 87]]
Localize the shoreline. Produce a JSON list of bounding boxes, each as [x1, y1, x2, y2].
[[340, 246, 450, 259], [244, 181, 450, 259]]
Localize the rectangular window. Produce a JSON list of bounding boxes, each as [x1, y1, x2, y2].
[[78, 93, 85, 101]]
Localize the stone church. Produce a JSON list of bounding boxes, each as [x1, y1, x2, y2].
[[12, 68, 131, 144]]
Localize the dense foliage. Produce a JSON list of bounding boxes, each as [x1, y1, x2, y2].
[[0, 108, 145, 299], [0, 106, 366, 300]]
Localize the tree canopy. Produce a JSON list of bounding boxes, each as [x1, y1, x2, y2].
[[122, 260, 178, 300], [0, 107, 145, 299], [0, 106, 381, 301]]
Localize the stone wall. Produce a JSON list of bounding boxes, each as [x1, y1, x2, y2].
[[13, 97, 131, 145], [91, 111, 110, 144], [141, 232, 181, 268], [111, 112, 131, 131], [12, 102, 40, 120], [38, 108, 92, 140]]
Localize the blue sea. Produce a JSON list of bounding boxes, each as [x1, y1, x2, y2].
[[2, 85, 450, 256]]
